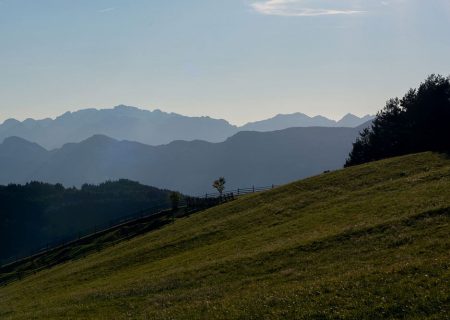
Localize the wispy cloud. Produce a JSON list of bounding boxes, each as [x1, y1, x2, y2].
[[98, 7, 116, 13], [250, 0, 365, 17]]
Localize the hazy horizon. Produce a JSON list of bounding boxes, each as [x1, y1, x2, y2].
[[1, 0, 449, 125], [0, 104, 374, 126]]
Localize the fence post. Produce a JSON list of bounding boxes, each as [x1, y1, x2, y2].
[[237, 188, 240, 195], [253, 185, 255, 193]]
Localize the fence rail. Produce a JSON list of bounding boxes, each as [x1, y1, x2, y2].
[[198, 185, 276, 199], [0, 184, 277, 269]]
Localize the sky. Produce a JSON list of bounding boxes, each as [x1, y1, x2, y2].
[[0, 0, 449, 125]]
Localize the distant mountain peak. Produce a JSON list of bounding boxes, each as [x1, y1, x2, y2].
[[114, 104, 133, 109], [339, 113, 359, 120], [1, 136, 48, 153], [272, 112, 309, 119], [241, 112, 335, 132], [337, 113, 375, 127], [1, 118, 20, 128], [81, 134, 117, 145], [113, 105, 140, 112], [3, 136, 33, 145]]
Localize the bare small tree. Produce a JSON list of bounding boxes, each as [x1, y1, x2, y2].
[[212, 177, 226, 196]]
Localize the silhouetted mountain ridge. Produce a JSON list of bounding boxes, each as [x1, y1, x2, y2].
[[0, 106, 374, 149], [0, 126, 364, 194], [240, 112, 373, 132]]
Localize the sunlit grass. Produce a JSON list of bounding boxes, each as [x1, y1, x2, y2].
[[1, 152, 449, 319]]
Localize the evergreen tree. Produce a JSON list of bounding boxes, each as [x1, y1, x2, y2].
[[346, 74, 450, 166]]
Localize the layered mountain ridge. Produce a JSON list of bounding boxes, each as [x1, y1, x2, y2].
[[0, 105, 373, 149], [0, 124, 368, 194]]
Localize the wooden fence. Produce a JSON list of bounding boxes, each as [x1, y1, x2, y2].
[[0, 184, 277, 269]]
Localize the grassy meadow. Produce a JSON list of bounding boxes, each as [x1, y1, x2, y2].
[[0, 152, 449, 319]]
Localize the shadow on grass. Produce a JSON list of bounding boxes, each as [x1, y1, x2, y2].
[[0, 209, 190, 286]]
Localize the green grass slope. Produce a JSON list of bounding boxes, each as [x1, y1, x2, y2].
[[1, 152, 449, 319]]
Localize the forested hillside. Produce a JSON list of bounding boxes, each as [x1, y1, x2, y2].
[[0, 180, 171, 262]]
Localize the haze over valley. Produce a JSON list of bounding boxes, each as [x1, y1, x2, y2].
[[0, 123, 369, 194]]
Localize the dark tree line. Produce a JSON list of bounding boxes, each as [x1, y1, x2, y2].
[[0, 180, 172, 262], [346, 74, 450, 167]]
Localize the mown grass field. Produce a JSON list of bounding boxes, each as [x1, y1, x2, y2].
[[1, 152, 449, 319]]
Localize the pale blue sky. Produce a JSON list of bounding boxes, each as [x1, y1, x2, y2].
[[0, 0, 449, 125]]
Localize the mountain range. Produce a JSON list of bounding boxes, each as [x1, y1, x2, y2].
[[0, 124, 369, 194], [0, 105, 373, 149], [240, 112, 373, 131]]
